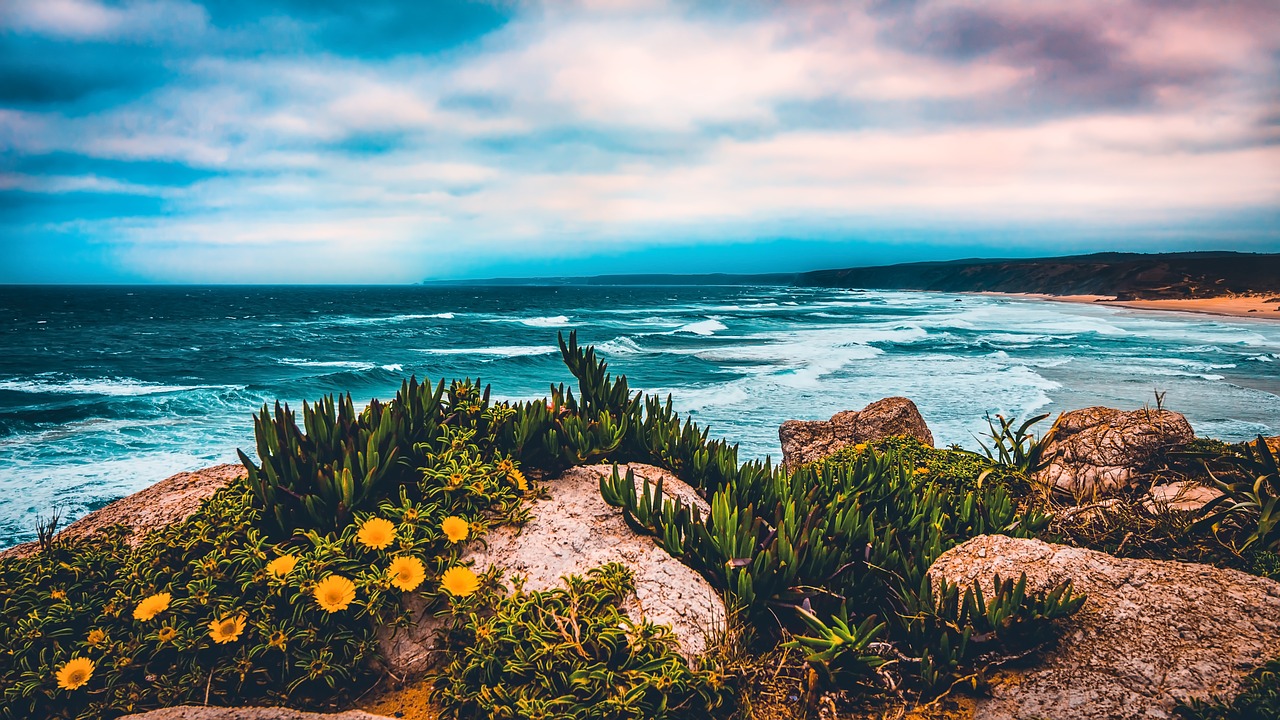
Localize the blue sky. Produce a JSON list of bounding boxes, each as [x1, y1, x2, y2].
[[2, 0, 1278, 283]]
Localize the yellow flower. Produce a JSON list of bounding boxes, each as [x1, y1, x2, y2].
[[267, 554, 298, 577], [510, 468, 528, 492], [56, 657, 94, 690], [133, 592, 171, 622], [157, 626, 177, 643], [267, 630, 288, 651], [854, 443, 868, 452], [403, 507, 419, 522], [208, 614, 246, 644], [916, 467, 929, 475], [85, 629, 106, 648], [356, 517, 395, 550], [448, 472, 465, 488], [50, 589, 66, 601], [314, 575, 356, 612], [496, 458, 514, 474], [439, 566, 479, 597], [388, 556, 426, 592], [441, 516, 469, 543]]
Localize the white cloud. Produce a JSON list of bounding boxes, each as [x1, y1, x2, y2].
[[0, 0, 208, 41]]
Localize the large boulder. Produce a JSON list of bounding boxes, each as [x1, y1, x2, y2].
[[779, 397, 933, 470], [1035, 407, 1194, 498], [122, 707, 392, 720], [1142, 481, 1223, 514], [0, 464, 244, 560], [929, 534, 1280, 720], [377, 463, 727, 676]]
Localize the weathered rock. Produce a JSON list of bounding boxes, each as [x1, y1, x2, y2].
[[0, 464, 244, 560], [1035, 407, 1195, 498], [377, 463, 726, 676], [122, 707, 392, 720], [929, 534, 1280, 720], [1266, 436, 1280, 456], [1142, 481, 1224, 514], [779, 397, 933, 469]]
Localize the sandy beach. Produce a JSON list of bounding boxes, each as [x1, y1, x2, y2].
[[987, 292, 1280, 320]]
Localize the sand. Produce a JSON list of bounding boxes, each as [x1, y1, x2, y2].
[[984, 292, 1280, 321]]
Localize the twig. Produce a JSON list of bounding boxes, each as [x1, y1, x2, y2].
[[204, 667, 214, 705]]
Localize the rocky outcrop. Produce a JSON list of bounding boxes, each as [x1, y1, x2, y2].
[[1035, 407, 1195, 498], [929, 535, 1280, 720], [122, 707, 392, 720], [779, 397, 933, 470], [378, 463, 726, 676], [0, 464, 244, 560], [1142, 481, 1224, 514]]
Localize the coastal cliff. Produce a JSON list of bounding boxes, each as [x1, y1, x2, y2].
[[797, 251, 1280, 300]]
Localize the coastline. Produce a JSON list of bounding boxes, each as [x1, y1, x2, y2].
[[983, 292, 1280, 321]]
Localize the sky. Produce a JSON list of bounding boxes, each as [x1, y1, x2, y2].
[[1, 0, 1279, 283]]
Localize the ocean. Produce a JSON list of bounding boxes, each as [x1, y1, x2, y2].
[[2, 284, 1279, 548]]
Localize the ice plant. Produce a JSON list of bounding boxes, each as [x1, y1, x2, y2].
[[440, 566, 479, 597], [208, 614, 247, 644], [133, 592, 171, 621], [56, 657, 94, 691], [441, 516, 469, 543], [267, 554, 298, 577], [314, 575, 356, 612], [356, 517, 395, 550], [85, 628, 106, 648], [388, 556, 426, 591]]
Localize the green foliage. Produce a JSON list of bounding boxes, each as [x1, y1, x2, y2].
[[0, 381, 527, 720], [1195, 436, 1280, 553], [783, 605, 887, 686], [431, 563, 730, 720], [1177, 656, 1280, 720], [977, 412, 1052, 478]]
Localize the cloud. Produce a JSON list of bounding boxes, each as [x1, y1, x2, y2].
[[0, 0, 209, 41], [1, 0, 1278, 282]]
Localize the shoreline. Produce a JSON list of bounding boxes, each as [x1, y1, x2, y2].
[[982, 292, 1280, 321]]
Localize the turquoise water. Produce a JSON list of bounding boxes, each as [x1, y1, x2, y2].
[[2, 284, 1279, 548]]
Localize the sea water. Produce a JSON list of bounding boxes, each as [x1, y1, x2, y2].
[[2, 284, 1278, 548]]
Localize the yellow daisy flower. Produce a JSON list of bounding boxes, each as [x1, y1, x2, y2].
[[314, 575, 356, 612], [56, 657, 94, 690], [439, 566, 479, 597], [854, 443, 868, 452], [85, 629, 106, 648], [50, 589, 66, 601], [133, 592, 171, 622], [441, 516, 469, 543], [356, 517, 395, 550], [510, 468, 528, 492], [448, 472, 465, 488], [157, 626, 177, 643], [208, 614, 246, 644], [267, 554, 298, 577], [388, 556, 426, 592]]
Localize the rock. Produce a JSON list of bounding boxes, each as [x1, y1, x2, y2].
[[0, 464, 245, 560], [1035, 407, 1195, 498], [779, 397, 933, 469], [1142, 481, 1224, 514], [929, 535, 1280, 720], [377, 463, 726, 676], [121, 707, 392, 720]]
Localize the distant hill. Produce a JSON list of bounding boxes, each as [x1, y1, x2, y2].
[[423, 272, 797, 287], [796, 251, 1280, 300]]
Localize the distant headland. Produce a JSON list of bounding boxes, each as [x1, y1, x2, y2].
[[425, 251, 1280, 319]]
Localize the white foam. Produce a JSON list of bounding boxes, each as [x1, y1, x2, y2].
[[515, 315, 570, 327], [416, 345, 558, 358], [0, 375, 211, 397], [675, 319, 728, 335], [598, 336, 643, 355], [280, 358, 377, 371]]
